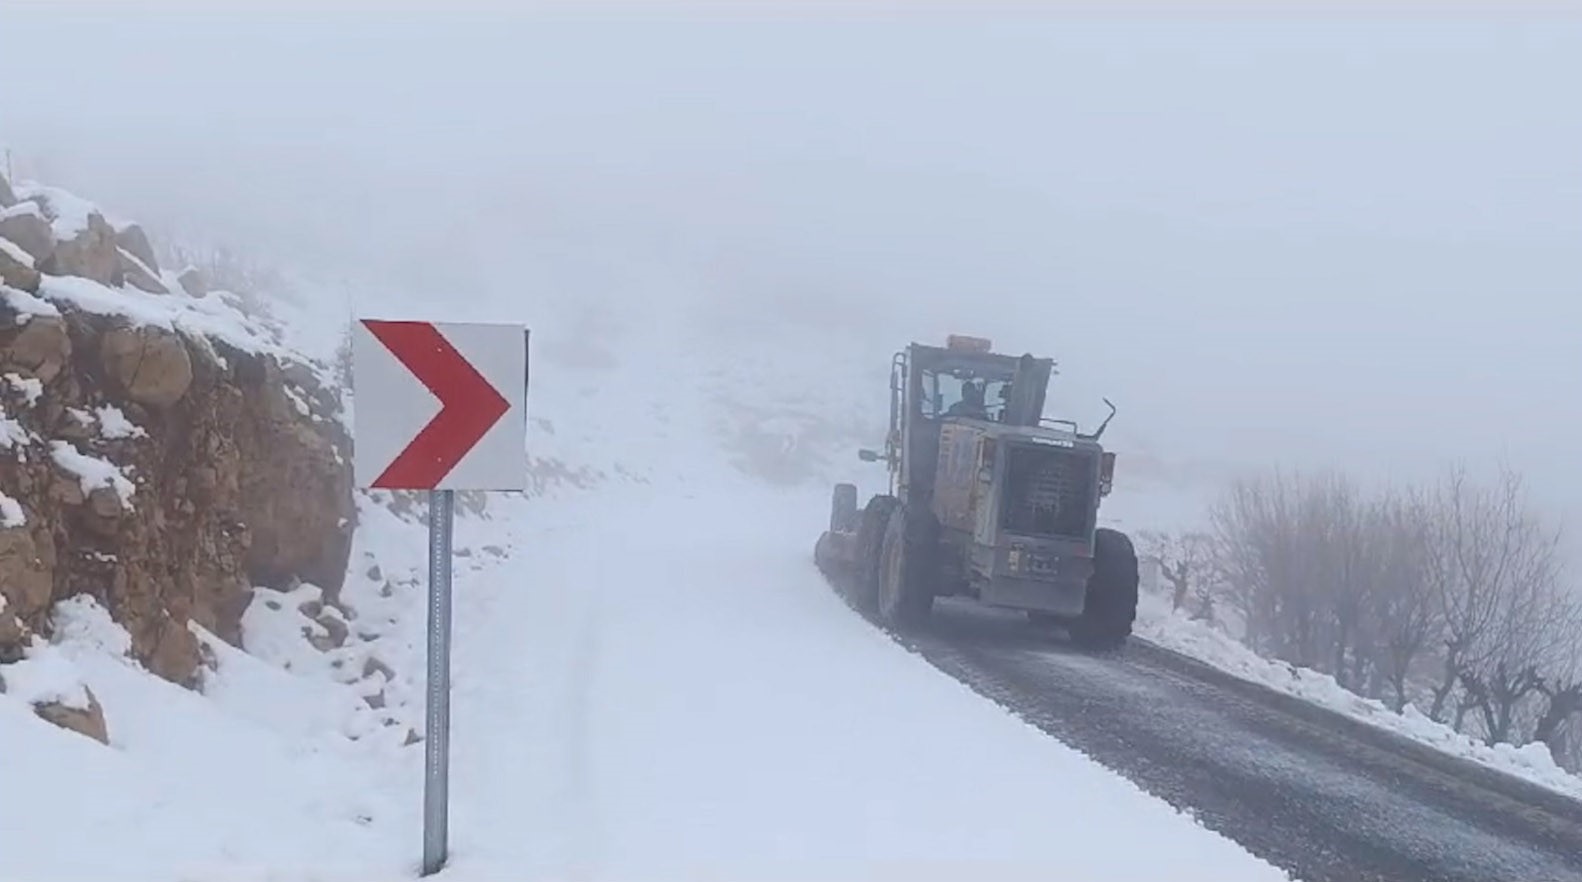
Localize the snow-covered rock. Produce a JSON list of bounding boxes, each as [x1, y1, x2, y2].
[[0, 177, 354, 689], [0, 202, 55, 264], [0, 237, 39, 292]]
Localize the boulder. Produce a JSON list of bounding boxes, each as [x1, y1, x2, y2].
[[114, 224, 159, 274], [81, 486, 125, 538], [0, 315, 71, 382], [0, 207, 55, 264], [0, 239, 40, 293], [32, 686, 109, 745], [0, 528, 54, 623], [100, 325, 193, 408], [234, 363, 353, 594], [0, 615, 29, 663], [118, 248, 169, 295], [48, 213, 121, 286], [176, 266, 207, 298], [314, 612, 348, 650], [146, 615, 201, 687]]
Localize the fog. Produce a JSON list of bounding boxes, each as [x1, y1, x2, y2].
[[2, 8, 1579, 540]]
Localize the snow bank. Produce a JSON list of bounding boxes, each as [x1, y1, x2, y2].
[[1136, 591, 1582, 802], [1, 595, 420, 882], [0, 642, 91, 709]]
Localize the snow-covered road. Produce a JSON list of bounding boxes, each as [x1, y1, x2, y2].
[[441, 482, 1289, 881]]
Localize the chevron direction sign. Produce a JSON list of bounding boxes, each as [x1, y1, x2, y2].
[[350, 317, 529, 876], [352, 319, 529, 491]]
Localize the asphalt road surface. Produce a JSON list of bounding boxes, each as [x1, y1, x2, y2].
[[889, 598, 1582, 882]]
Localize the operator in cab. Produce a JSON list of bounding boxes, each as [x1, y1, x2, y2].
[[946, 378, 990, 420]]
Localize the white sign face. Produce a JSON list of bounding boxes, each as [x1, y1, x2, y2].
[[352, 319, 528, 491]]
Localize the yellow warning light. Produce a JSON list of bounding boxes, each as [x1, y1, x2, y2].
[[946, 334, 992, 353]]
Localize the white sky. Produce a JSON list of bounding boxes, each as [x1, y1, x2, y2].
[[2, 6, 1579, 550]]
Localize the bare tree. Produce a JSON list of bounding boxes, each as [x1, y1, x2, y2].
[[1535, 668, 1582, 767], [1210, 471, 1297, 657], [1206, 460, 1577, 751], [1210, 469, 1371, 676], [1137, 529, 1216, 616], [1419, 465, 1546, 725], [1364, 490, 1443, 711]]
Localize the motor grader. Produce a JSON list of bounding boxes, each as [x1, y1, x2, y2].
[[814, 335, 1139, 648]]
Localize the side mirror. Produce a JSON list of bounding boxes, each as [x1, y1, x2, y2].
[[858, 449, 881, 463]]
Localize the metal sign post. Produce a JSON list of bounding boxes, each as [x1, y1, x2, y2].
[[350, 319, 529, 877], [422, 488, 455, 876]]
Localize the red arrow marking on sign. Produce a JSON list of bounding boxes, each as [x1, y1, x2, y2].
[[365, 320, 511, 490]]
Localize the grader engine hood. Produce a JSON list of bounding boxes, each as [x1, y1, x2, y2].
[[998, 436, 1099, 540], [933, 420, 1106, 552]]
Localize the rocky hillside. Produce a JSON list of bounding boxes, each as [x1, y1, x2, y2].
[[0, 171, 353, 737]]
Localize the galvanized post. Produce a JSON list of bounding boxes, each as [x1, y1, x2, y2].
[[422, 488, 455, 876]]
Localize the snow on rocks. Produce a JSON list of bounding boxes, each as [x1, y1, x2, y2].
[[0, 409, 27, 450], [0, 173, 355, 683], [0, 179, 307, 374], [11, 181, 106, 240], [49, 439, 135, 510], [0, 283, 60, 319], [113, 223, 161, 275], [3, 371, 43, 406], [0, 237, 40, 292], [0, 237, 33, 270], [0, 201, 55, 263], [93, 403, 147, 440], [0, 490, 24, 527], [0, 307, 70, 382]]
